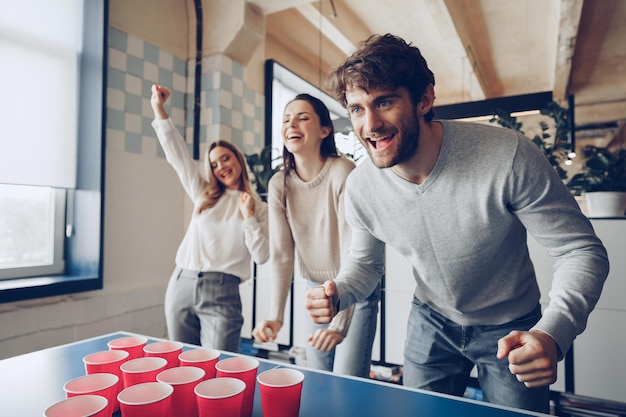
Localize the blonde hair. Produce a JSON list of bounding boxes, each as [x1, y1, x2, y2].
[[197, 140, 257, 214]]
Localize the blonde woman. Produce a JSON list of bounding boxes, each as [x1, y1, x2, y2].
[[151, 84, 269, 352]]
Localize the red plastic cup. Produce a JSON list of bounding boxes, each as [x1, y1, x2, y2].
[[63, 373, 119, 417], [156, 365, 205, 417], [83, 349, 129, 375], [195, 377, 246, 417], [120, 356, 168, 389], [257, 368, 304, 417], [215, 356, 259, 417], [179, 348, 220, 380], [107, 336, 148, 360], [143, 341, 183, 369], [117, 382, 173, 417], [82, 350, 129, 411], [43, 394, 109, 417]]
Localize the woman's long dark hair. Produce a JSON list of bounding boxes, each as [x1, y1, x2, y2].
[[282, 93, 339, 176]]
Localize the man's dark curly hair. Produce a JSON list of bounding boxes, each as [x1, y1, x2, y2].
[[327, 33, 436, 121]]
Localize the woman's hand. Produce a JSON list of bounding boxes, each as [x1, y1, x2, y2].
[[238, 191, 255, 219], [151, 84, 171, 120], [308, 329, 345, 352], [252, 320, 282, 343]]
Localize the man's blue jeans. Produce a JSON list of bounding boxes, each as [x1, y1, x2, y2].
[[403, 299, 550, 414]]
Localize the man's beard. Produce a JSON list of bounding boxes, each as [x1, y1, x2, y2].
[[366, 114, 421, 169]]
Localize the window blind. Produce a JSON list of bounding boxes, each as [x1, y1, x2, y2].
[[0, 0, 81, 188]]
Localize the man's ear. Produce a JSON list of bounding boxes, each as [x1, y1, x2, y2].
[[417, 83, 435, 117]]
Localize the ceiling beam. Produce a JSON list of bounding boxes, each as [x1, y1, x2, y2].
[[296, 3, 356, 56], [247, 0, 314, 15], [575, 99, 626, 126], [440, 0, 488, 100], [553, 0, 584, 105]]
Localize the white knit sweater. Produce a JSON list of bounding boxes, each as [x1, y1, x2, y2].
[[267, 156, 356, 335]]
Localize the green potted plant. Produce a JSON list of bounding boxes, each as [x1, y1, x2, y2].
[[490, 101, 572, 182], [245, 145, 281, 196], [566, 145, 626, 217]]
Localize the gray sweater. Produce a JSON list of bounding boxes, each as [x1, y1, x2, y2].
[[335, 120, 609, 357]]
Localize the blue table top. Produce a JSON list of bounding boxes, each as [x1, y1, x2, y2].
[[0, 332, 548, 417]]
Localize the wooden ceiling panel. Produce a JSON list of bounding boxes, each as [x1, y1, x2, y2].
[[570, 0, 626, 109], [252, 0, 626, 137], [265, 8, 345, 90]]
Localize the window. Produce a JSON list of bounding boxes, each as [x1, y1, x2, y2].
[[0, 185, 65, 280], [0, 0, 106, 302]]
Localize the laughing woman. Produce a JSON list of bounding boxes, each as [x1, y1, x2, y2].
[[150, 84, 269, 352], [252, 93, 380, 377]]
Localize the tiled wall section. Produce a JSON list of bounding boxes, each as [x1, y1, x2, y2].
[[0, 28, 266, 361], [107, 27, 190, 156], [106, 27, 264, 158], [198, 54, 265, 156]]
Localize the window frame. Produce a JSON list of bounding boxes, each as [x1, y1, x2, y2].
[[0, 0, 107, 303], [0, 187, 66, 280]]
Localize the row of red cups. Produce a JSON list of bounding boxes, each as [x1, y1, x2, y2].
[[43, 336, 304, 417]]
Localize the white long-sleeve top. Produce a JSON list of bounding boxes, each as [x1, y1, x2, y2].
[[152, 118, 269, 280]]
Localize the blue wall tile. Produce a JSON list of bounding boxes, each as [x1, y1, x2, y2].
[[125, 132, 142, 154], [158, 68, 173, 91], [201, 73, 213, 90], [232, 95, 243, 112], [127, 55, 144, 77], [108, 68, 126, 90], [107, 108, 125, 130], [199, 125, 207, 144], [231, 128, 243, 146], [143, 42, 159, 65], [220, 73, 232, 91], [212, 107, 223, 125], [174, 57, 187, 76], [171, 90, 185, 109], [232, 61, 244, 80], [244, 87, 254, 104], [142, 116, 154, 136], [206, 90, 220, 108], [125, 93, 142, 114], [109, 28, 127, 52], [142, 79, 154, 97], [244, 115, 254, 131], [219, 107, 232, 126]]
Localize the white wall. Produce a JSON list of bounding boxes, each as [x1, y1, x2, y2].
[[529, 219, 626, 403], [0, 0, 266, 360]]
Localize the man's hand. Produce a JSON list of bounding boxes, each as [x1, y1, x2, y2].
[[308, 329, 345, 352], [305, 280, 338, 324], [497, 330, 559, 388]]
